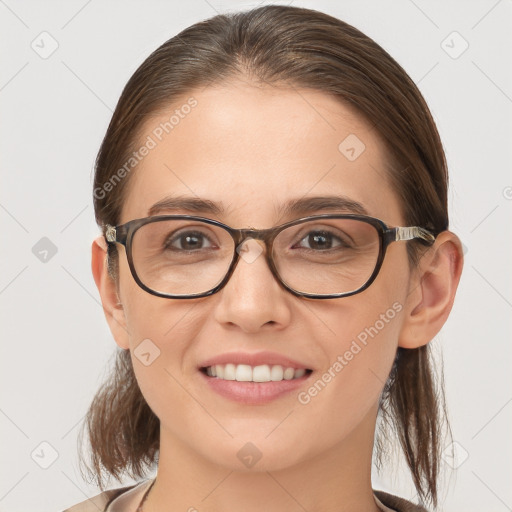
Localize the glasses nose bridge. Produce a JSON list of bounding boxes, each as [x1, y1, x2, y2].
[[236, 226, 275, 251]]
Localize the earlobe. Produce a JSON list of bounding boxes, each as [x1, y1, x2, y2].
[[398, 231, 464, 349], [91, 235, 130, 350]]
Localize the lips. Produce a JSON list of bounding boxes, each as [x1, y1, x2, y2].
[[199, 351, 312, 371]]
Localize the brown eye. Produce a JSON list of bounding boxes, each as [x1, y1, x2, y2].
[[293, 230, 351, 251], [165, 230, 216, 251]]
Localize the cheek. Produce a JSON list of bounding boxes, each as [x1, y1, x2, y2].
[[122, 288, 199, 366], [119, 283, 208, 420], [297, 274, 406, 420], [121, 300, 190, 429], [333, 297, 401, 376], [263, 297, 405, 464]]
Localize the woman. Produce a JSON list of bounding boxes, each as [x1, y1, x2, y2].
[[65, 5, 463, 511]]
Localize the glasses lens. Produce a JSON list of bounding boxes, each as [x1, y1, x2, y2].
[[131, 219, 234, 296], [273, 218, 380, 295]]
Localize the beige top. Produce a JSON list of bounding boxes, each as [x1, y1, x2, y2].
[[62, 478, 428, 512]]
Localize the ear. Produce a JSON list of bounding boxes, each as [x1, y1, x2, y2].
[[91, 235, 130, 350], [398, 230, 464, 349]]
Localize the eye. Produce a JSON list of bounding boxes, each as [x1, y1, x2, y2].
[[293, 229, 351, 251], [165, 230, 216, 251]]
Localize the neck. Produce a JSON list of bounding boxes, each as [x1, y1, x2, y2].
[[143, 402, 382, 512]]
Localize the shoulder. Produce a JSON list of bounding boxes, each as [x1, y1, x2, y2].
[[61, 486, 134, 512], [62, 479, 153, 512], [374, 490, 429, 512], [63, 482, 425, 512]]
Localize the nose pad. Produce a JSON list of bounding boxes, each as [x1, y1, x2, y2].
[[236, 237, 265, 264]]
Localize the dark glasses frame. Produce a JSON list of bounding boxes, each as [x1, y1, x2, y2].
[[105, 214, 436, 300]]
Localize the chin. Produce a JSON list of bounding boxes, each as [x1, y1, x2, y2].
[[194, 435, 309, 473]]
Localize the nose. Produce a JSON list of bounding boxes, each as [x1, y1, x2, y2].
[[213, 237, 291, 333], [236, 236, 266, 265]]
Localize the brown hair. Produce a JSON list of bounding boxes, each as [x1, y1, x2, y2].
[[79, 5, 452, 509]]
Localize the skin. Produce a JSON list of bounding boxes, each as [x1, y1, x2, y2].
[[92, 79, 463, 512]]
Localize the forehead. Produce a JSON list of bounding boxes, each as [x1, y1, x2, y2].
[[121, 81, 403, 227]]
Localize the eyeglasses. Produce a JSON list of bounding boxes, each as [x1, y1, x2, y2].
[[105, 214, 435, 300]]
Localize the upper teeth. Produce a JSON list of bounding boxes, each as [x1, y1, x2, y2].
[[205, 364, 307, 382]]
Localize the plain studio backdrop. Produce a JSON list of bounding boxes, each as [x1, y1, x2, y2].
[[1, 1, 511, 511]]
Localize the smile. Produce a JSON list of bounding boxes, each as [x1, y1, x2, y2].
[[202, 364, 312, 382]]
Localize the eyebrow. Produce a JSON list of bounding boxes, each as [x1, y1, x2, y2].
[[147, 194, 369, 218]]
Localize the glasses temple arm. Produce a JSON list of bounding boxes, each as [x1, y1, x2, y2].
[[394, 226, 436, 243], [105, 225, 117, 243]]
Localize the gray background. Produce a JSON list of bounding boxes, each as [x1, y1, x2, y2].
[[1, 1, 511, 511]]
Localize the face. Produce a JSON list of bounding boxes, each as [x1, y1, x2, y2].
[[110, 79, 415, 472]]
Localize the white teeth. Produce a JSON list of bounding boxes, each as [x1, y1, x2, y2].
[[204, 364, 309, 382], [224, 363, 236, 380], [270, 365, 283, 381], [253, 364, 271, 382]]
